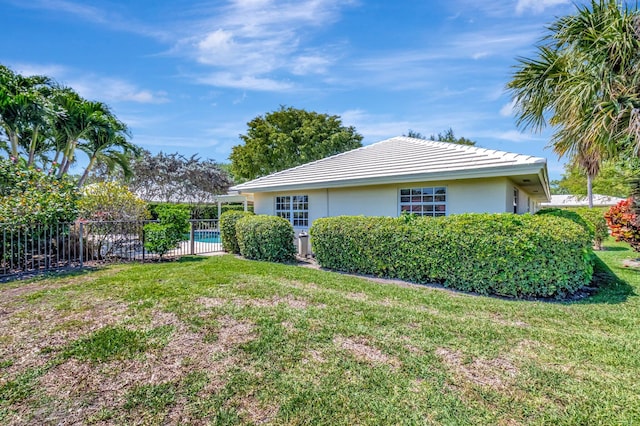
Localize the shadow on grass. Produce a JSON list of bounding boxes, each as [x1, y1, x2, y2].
[[176, 256, 207, 263], [0, 266, 99, 285], [577, 257, 636, 304], [600, 246, 631, 252]]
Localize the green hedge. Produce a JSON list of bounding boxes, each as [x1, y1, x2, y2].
[[310, 214, 594, 298], [535, 208, 594, 238], [220, 210, 254, 254], [571, 208, 609, 250], [148, 202, 253, 220], [236, 215, 296, 263]]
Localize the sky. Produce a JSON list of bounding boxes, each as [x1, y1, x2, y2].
[[0, 0, 592, 180]]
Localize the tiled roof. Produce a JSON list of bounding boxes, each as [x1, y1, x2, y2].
[[541, 194, 625, 207], [232, 136, 547, 192]]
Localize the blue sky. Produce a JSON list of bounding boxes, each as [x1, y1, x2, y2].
[[0, 0, 589, 180]]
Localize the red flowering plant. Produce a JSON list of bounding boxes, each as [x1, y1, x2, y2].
[[604, 198, 640, 253]]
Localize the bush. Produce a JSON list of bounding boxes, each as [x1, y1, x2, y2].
[[143, 205, 190, 259], [310, 214, 594, 298], [147, 202, 253, 220], [605, 198, 640, 252], [0, 157, 79, 225], [220, 210, 254, 254], [571, 208, 609, 250], [235, 215, 295, 263], [79, 182, 148, 221], [535, 208, 594, 238]]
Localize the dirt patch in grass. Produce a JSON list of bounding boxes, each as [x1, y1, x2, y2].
[[236, 393, 279, 425], [344, 292, 368, 301], [197, 297, 227, 309], [216, 315, 256, 348], [334, 336, 401, 369], [35, 311, 252, 425], [489, 313, 529, 328], [435, 347, 518, 390], [0, 296, 130, 380], [229, 295, 313, 310]]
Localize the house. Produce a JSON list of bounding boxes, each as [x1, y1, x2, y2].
[[232, 136, 550, 244], [540, 194, 624, 209]]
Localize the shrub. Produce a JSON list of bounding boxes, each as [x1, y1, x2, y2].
[[535, 208, 594, 239], [235, 215, 295, 263], [571, 207, 609, 250], [148, 202, 253, 220], [310, 214, 594, 298], [1, 158, 79, 270], [0, 157, 79, 225], [144, 204, 190, 259], [220, 210, 254, 254], [605, 198, 640, 252], [79, 182, 148, 221]]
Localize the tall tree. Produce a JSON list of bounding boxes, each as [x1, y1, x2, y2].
[[508, 0, 640, 207], [118, 151, 232, 204], [230, 106, 363, 181], [0, 65, 56, 164]]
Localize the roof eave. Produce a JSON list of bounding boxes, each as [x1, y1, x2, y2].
[[233, 163, 548, 194]]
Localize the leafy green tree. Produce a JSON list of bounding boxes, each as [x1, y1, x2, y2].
[[112, 150, 232, 204], [0, 64, 140, 185], [230, 106, 363, 181], [553, 158, 640, 198], [78, 182, 148, 221], [404, 128, 476, 146], [0, 157, 79, 224], [507, 0, 640, 207]]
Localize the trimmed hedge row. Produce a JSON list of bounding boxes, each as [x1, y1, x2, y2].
[[236, 215, 296, 262], [310, 214, 594, 298], [148, 202, 253, 220], [220, 210, 254, 254], [536, 207, 609, 250]]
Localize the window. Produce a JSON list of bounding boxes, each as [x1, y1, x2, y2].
[[399, 187, 446, 217], [513, 188, 519, 214], [275, 195, 309, 227]]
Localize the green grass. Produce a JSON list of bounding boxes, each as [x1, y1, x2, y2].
[[0, 239, 638, 424]]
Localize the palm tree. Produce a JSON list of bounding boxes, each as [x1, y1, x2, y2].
[[507, 0, 640, 207], [0, 65, 56, 163], [76, 114, 138, 187]]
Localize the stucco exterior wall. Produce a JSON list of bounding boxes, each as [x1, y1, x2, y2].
[[251, 177, 540, 230]]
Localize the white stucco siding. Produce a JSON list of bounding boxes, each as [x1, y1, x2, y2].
[[327, 185, 398, 217], [251, 177, 529, 232], [446, 178, 510, 215]]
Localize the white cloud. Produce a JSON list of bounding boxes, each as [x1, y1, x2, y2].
[[515, 0, 569, 15], [499, 100, 516, 117], [175, 0, 356, 90], [10, 61, 169, 104], [197, 72, 293, 91]]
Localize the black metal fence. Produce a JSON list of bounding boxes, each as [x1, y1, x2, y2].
[[0, 219, 222, 279]]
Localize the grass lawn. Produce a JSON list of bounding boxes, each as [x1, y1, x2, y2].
[[0, 239, 638, 425]]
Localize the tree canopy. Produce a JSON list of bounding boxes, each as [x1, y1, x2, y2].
[[405, 128, 476, 146], [230, 106, 363, 181], [104, 150, 232, 204], [507, 0, 640, 206], [550, 157, 640, 198], [0, 64, 138, 186]]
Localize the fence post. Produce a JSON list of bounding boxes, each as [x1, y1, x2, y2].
[[79, 222, 84, 268], [190, 221, 195, 255], [142, 223, 146, 262]]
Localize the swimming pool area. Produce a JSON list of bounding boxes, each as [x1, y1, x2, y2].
[[191, 229, 221, 244]]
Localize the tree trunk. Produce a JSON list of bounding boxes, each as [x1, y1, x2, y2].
[[587, 173, 594, 208], [77, 156, 96, 187]]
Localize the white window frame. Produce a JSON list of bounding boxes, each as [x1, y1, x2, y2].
[[399, 186, 447, 217], [275, 195, 309, 227], [513, 188, 519, 214]]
